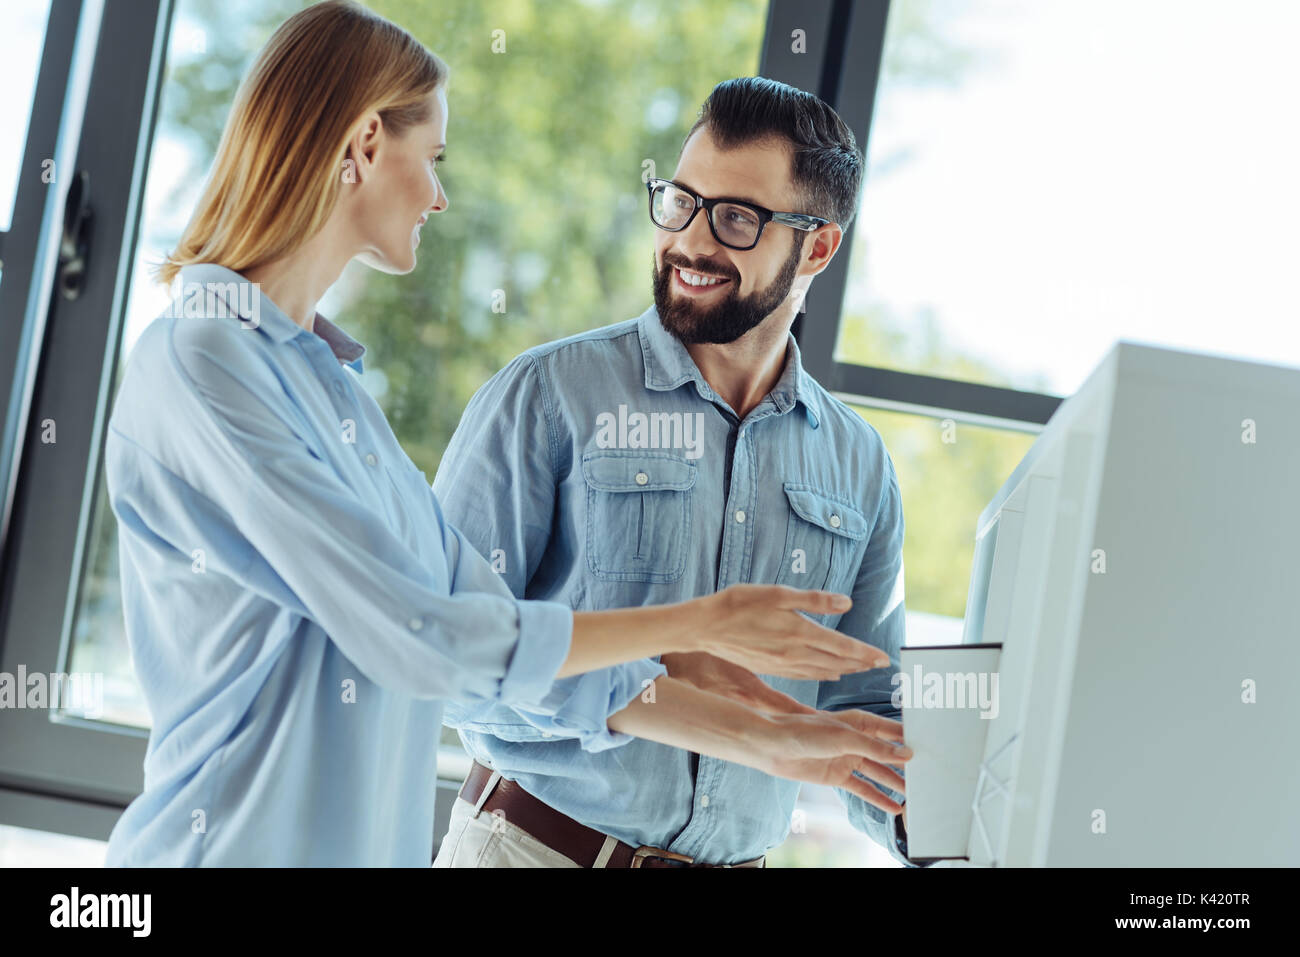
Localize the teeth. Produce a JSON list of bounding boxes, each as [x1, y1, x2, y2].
[[679, 268, 726, 287]]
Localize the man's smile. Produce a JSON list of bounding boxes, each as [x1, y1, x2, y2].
[[674, 266, 733, 295]]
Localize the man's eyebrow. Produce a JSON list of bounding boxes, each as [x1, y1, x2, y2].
[[670, 177, 766, 209]]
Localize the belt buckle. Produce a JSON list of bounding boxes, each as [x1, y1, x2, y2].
[[631, 846, 695, 868]]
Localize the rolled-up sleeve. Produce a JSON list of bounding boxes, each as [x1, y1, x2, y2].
[[434, 350, 665, 752]]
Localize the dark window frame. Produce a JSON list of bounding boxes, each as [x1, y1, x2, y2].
[[0, 0, 174, 840]]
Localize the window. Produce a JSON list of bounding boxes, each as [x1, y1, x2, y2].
[[0, 0, 51, 234], [838, 0, 1300, 396]]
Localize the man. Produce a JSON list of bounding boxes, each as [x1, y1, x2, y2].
[[432, 77, 924, 868]]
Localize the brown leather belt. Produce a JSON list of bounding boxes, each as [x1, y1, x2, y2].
[[458, 760, 765, 868]]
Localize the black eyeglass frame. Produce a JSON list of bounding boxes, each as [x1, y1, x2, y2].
[[644, 178, 831, 251]]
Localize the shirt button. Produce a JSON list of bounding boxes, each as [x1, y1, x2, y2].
[[407, 617, 423, 631], [365, 453, 378, 466], [735, 510, 746, 524], [829, 514, 842, 529], [700, 794, 710, 807], [634, 471, 649, 486]]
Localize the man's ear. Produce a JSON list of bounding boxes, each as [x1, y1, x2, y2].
[[798, 222, 844, 278]]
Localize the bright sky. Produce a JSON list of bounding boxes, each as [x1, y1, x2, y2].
[[845, 0, 1300, 395], [0, 0, 51, 231]]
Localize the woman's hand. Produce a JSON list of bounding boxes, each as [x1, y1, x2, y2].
[[562, 584, 888, 679], [680, 584, 890, 680]]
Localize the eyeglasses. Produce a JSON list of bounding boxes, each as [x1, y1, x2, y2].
[[645, 178, 830, 251]]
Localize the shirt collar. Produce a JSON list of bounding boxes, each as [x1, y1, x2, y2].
[[175, 263, 367, 374], [636, 305, 821, 428]]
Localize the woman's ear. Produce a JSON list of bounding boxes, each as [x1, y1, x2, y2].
[[344, 112, 383, 185]]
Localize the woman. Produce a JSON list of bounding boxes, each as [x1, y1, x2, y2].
[[104, 0, 908, 866]]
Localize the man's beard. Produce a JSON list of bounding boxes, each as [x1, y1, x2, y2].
[[652, 234, 802, 345]]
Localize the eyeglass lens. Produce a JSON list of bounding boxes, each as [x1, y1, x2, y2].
[[651, 182, 761, 248]]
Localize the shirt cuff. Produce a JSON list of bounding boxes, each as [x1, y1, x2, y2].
[[497, 599, 573, 706], [580, 657, 669, 752]]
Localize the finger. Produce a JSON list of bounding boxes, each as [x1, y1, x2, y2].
[[794, 642, 884, 676], [795, 620, 892, 670], [750, 658, 845, 680], [852, 757, 906, 794], [836, 772, 904, 815], [822, 717, 913, 765], [848, 728, 912, 767], [825, 709, 906, 742], [766, 585, 854, 616]]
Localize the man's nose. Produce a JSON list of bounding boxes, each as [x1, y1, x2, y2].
[[675, 207, 720, 259]]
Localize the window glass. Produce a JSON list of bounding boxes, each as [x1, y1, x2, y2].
[[0, 0, 51, 231], [837, 0, 1300, 395]]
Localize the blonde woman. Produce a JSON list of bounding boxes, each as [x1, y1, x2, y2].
[[104, 0, 909, 866]]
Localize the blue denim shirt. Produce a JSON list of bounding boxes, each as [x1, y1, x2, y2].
[[435, 305, 917, 865], [103, 263, 660, 866]]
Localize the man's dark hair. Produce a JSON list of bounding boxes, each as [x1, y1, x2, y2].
[[684, 76, 864, 229]]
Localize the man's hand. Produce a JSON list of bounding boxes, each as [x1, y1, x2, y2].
[[659, 651, 910, 813], [659, 651, 815, 715], [758, 710, 910, 815], [608, 676, 911, 814]]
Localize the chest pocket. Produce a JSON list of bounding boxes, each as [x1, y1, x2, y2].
[[583, 450, 696, 583], [774, 484, 868, 605]]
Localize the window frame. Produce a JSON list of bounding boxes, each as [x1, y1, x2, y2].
[[0, 0, 173, 840]]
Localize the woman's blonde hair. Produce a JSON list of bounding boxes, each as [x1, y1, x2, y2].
[[155, 0, 447, 286]]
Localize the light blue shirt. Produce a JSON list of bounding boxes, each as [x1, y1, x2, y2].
[[103, 263, 663, 866], [435, 305, 915, 866]]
